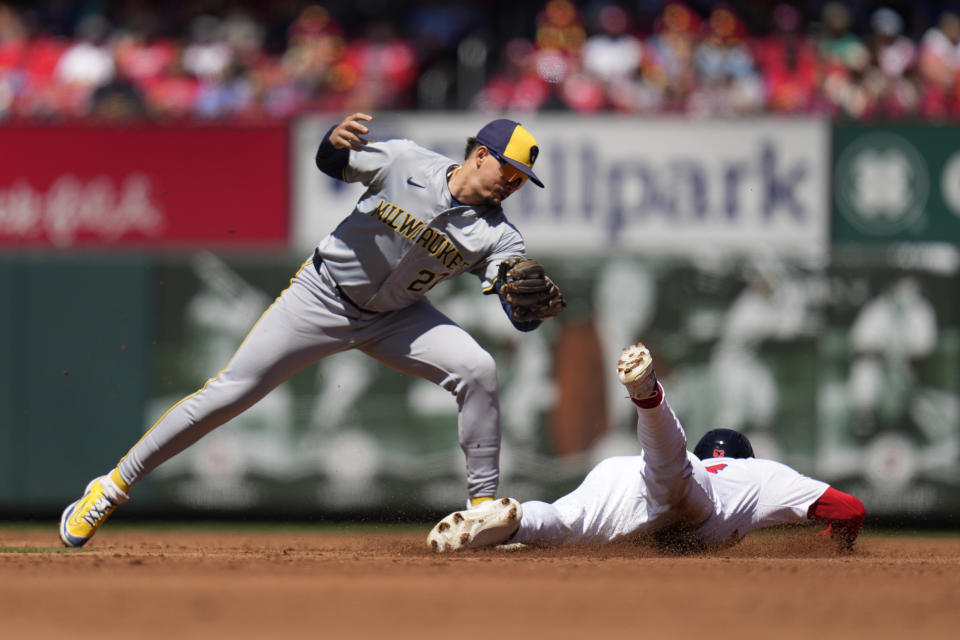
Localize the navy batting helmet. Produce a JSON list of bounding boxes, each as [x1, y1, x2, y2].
[[693, 428, 755, 460]]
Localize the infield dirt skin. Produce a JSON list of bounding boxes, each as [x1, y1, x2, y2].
[[1, 525, 957, 639]]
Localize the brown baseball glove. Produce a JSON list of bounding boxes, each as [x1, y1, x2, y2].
[[497, 256, 566, 323]]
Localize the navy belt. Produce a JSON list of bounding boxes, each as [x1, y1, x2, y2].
[[312, 248, 376, 314]]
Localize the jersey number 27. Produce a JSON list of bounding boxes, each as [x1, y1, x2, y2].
[[407, 268, 449, 292]]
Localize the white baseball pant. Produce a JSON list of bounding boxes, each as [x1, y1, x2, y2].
[[512, 397, 715, 545]]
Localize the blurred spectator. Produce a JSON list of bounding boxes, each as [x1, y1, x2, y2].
[[688, 3, 763, 116], [871, 8, 915, 79], [534, 0, 594, 111], [55, 14, 114, 87], [189, 11, 262, 119], [472, 37, 550, 112], [280, 5, 344, 113], [256, 56, 308, 117], [89, 73, 146, 120], [222, 10, 264, 68], [0, 3, 25, 67], [536, 0, 586, 57], [751, 3, 821, 114], [643, 1, 701, 112], [580, 3, 643, 111], [182, 15, 232, 80], [6, 27, 69, 119], [817, 2, 869, 71], [140, 49, 199, 119], [918, 10, 960, 119], [0, 2, 26, 118], [867, 7, 918, 118], [50, 13, 113, 116], [193, 59, 254, 119], [112, 20, 177, 87], [582, 5, 641, 84], [338, 21, 418, 110], [817, 2, 872, 118]]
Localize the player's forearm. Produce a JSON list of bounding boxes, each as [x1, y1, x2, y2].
[[808, 486, 866, 550], [315, 125, 350, 179]]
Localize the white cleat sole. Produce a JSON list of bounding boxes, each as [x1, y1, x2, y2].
[[58, 499, 84, 547], [617, 343, 652, 383], [427, 498, 522, 552]]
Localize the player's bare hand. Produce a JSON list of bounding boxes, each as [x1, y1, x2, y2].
[[331, 112, 373, 150]]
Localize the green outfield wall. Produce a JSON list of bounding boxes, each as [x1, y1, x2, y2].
[[1, 250, 956, 519], [0, 255, 154, 506]]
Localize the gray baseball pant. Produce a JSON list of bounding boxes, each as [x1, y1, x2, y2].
[[116, 256, 502, 498]]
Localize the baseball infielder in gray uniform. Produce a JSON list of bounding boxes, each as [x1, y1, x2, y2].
[[60, 113, 564, 547]]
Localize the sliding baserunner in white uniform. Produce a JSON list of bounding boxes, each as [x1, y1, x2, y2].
[[60, 113, 565, 547], [428, 343, 866, 553]]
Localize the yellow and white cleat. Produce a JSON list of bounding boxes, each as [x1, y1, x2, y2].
[[427, 498, 522, 552], [616, 342, 658, 402], [59, 471, 130, 547]]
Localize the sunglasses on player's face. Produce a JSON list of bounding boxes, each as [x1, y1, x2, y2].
[[487, 148, 529, 188]]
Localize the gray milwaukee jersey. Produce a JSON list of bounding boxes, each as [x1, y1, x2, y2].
[[316, 139, 525, 312], [111, 135, 521, 507]]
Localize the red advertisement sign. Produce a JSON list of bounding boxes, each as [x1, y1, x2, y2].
[[0, 124, 289, 249]]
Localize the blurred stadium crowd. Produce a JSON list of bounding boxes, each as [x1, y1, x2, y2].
[[2, 0, 960, 121]]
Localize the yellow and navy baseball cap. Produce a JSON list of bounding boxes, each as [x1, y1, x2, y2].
[[476, 119, 544, 188]]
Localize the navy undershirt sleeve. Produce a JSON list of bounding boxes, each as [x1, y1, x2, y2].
[[315, 125, 350, 180]]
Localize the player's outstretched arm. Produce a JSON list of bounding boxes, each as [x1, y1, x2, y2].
[[808, 486, 866, 552], [315, 112, 373, 179]]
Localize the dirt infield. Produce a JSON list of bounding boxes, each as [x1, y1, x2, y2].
[[1, 524, 958, 639]]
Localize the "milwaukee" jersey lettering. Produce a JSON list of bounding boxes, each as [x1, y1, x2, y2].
[[370, 200, 465, 270]]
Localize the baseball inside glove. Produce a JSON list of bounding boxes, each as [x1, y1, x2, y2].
[[497, 257, 566, 323]]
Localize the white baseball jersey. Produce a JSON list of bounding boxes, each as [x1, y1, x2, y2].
[[514, 398, 829, 548], [690, 455, 829, 547], [317, 139, 525, 312]]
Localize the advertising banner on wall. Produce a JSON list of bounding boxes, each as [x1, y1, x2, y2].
[[833, 124, 960, 245], [293, 115, 830, 258], [0, 125, 289, 249]]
